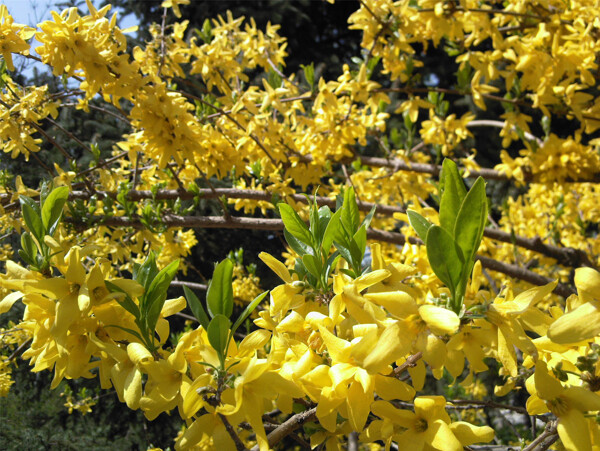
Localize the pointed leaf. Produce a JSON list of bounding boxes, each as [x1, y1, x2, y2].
[[41, 186, 69, 236], [207, 314, 231, 358], [284, 229, 313, 257], [135, 252, 159, 292], [302, 254, 321, 279], [183, 285, 210, 330], [206, 259, 234, 319], [454, 177, 487, 263], [322, 209, 342, 253], [341, 187, 359, 232], [231, 291, 268, 337], [316, 205, 332, 245], [20, 196, 44, 243], [144, 259, 180, 332], [278, 203, 313, 246], [360, 204, 377, 230], [353, 225, 367, 259], [439, 159, 467, 233], [426, 225, 464, 294], [407, 209, 433, 242], [20, 231, 37, 259], [106, 280, 140, 320]]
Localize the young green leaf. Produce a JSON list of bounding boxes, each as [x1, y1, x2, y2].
[[353, 225, 367, 259], [454, 177, 487, 265], [145, 259, 180, 333], [302, 254, 321, 279], [41, 186, 69, 236], [284, 229, 313, 256], [135, 252, 159, 292], [183, 285, 210, 330], [206, 258, 234, 319], [360, 204, 377, 230], [322, 209, 342, 253], [20, 231, 37, 259], [18, 249, 36, 267], [316, 205, 332, 245], [20, 196, 44, 243], [439, 159, 467, 233], [341, 187, 359, 233], [407, 210, 433, 242], [106, 280, 141, 319], [230, 290, 268, 338], [278, 203, 313, 246], [309, 200, 320, 245], [426, 225, 464, 295], [207, 314, 231, 361]]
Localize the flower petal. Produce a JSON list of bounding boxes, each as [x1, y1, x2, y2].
[[557, 408, 592, 451]]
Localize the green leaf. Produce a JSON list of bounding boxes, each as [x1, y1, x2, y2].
[[302, 254, 321, 279], [231, 291, 268, 337], [426, 225, 464, 295], [135, 252, 159, 292], [360, 204, 377, 230], [341, 188, 359, 233], [439, 159, 467, 233], [145, 259, 180, 333], [206, 258, 234, 319], [41, 186, 69, 237], [324, 252, 341, 280], [18, 249, 36, 267], [322, 209, 342, 253], [301, 62, 315, 89], [20, 231, 37, 259], [284, 229, 313, 257], [106, 280, 140, 320], [348, 236, 364, 273], [353, 225, 367, 260], [20, 196, 44, 243], [207, 314, 231, 360], [278, 203, 313, 246], [454, 177, 487, 264], [407, 210, 433, 242], [183, 285, 210, 330], [308, 200, 322, 246], [316, 205, 332, 245], [334, 240, 353, 271]]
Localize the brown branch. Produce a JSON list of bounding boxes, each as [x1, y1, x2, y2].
[[4, 186, 594, 270], [249, 407, 317, 451], [447, 399, 528, 415], [64, 211, 577, 296], [218, 413, 248, 451], [392, 351, 423, 377], [7, 338, 32, 362], [523, 420, 559, 451], [170, 280, 208, 291]]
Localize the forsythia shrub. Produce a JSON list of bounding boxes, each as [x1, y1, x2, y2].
[[0, 0, 600, 449]]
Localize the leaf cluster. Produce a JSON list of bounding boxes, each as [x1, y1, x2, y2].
[[408, 159, 488, 314]]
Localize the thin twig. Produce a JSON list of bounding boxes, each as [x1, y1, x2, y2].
[[218, 413, 248, 451], [522, 420, 558, 451], [392, 352, 423, 377], [249, 407, 317, 451]]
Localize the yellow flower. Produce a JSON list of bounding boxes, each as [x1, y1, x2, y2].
[[0, 5, 35, 71], [526, 360, 600, 451], [161, 0, 190, 19], [369, 397, 494, 451], [486, 281, 557, 376], [548, 267, 600, 344]]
